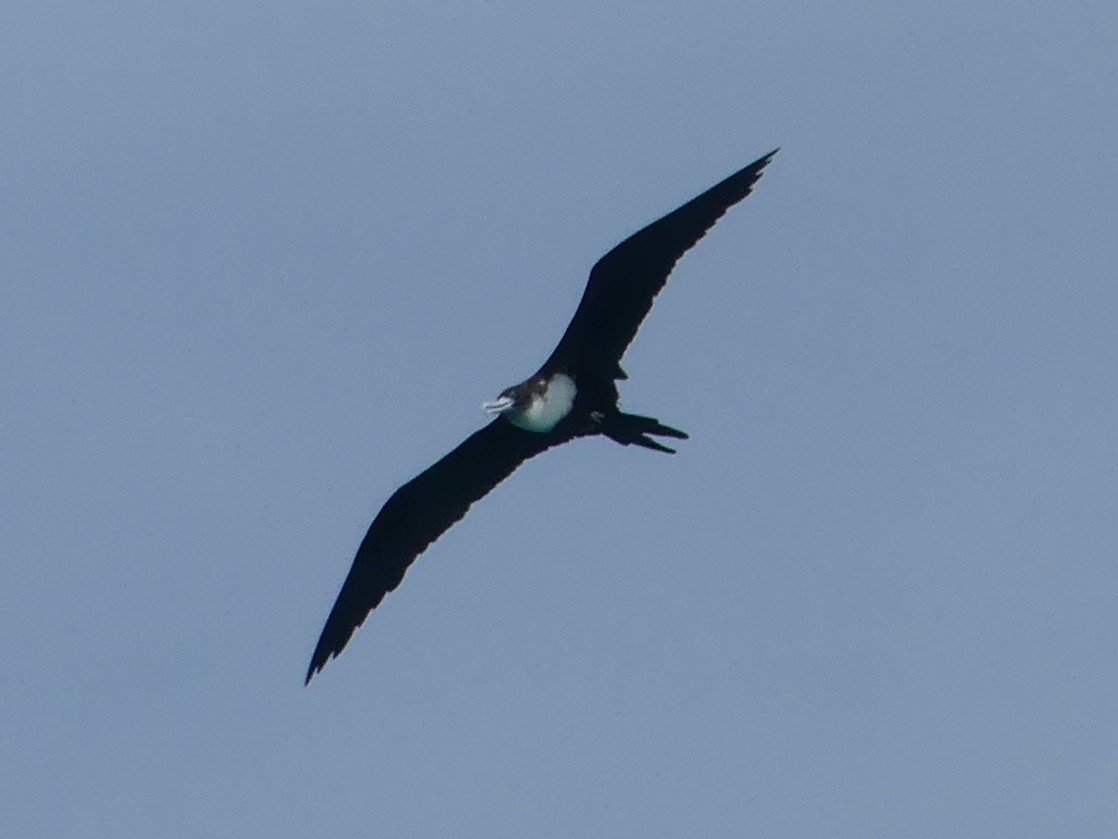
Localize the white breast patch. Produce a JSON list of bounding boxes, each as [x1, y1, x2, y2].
[[509, 373, 576, 432]]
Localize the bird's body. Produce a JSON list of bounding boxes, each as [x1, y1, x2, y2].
[[305, 149, 778, 683]]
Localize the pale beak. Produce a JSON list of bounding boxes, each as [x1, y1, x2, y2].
[[481, 395, 516, 416]]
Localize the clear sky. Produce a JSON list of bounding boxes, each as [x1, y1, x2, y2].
[[3, 2, 1116, 836]]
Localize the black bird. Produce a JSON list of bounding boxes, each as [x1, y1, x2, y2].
[[305, 149, 777, 683]]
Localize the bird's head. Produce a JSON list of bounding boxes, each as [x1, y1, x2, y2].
[[481, 374, 575, 433], [481, 379, 539, 417]]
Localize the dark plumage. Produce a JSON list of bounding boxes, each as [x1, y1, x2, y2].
[[306, 149, 777, 683]]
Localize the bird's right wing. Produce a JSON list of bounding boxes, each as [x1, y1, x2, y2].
[[305, 418, 564, 683]]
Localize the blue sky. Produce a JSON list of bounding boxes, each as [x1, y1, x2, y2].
[[3, 2, 1116, 836]]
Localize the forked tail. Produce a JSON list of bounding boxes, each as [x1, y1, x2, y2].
[[601, 411, 689, 454]]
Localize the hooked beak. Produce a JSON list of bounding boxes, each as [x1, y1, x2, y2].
[[481, 395, 516, 416]]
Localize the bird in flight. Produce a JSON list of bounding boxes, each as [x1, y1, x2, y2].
[[305, 149, 778, 683]]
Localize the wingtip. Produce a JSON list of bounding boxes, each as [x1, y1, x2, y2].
[[733, 147, 779, 185], [304, 646, 332, 686]]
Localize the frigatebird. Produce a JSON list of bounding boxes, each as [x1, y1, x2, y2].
[[305, 149, 777, 683]]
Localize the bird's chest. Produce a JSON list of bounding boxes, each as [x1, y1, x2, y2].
[[508, 373, 577, 432]]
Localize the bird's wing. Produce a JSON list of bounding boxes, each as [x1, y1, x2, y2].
[[542, 149, 778, 378], [306, 418, 566, 683]]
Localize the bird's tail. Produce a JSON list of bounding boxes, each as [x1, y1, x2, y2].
[[601, 411, 689, 454]]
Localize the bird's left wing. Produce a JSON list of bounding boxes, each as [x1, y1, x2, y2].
[[306, 418, 564, 683], [542, 149, 778, 378]]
